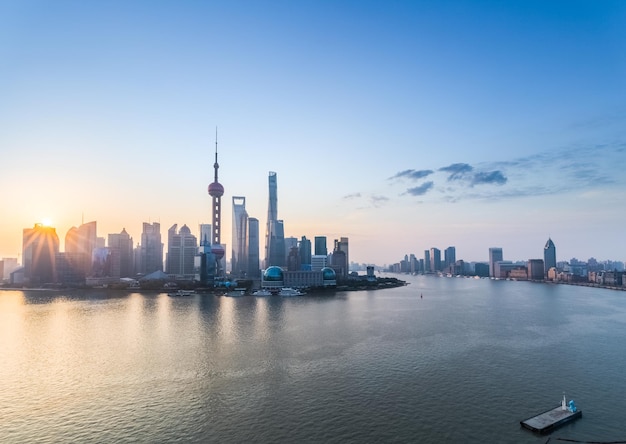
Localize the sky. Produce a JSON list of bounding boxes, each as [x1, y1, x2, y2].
[[1, 0, 625, 266]]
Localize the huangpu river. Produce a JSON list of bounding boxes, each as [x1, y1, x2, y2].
[[2, 275, 626, 443]]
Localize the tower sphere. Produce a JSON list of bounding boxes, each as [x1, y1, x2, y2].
[[208, 182, 224, 197], [211, 244, 225, 259]]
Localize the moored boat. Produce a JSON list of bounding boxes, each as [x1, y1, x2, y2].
[[168, 289, 195, 297], [278, 287, 304, 297]]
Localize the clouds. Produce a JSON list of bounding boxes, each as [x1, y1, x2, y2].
[[385, 140, 625, 202], [389, 161, 507, 199], [389, 169, 434, 180], [438, 163, 473, 181], [344, 139, 625, 210], [406, 181, 434, 196]]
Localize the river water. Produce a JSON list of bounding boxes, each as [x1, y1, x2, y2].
[[1, 275, 625, 443]]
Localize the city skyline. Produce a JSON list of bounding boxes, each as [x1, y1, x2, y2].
[[2, 1, 625, 265]]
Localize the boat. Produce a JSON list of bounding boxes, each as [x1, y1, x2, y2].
[[278, 287, 304, 297], [224, 289, 246, 297], [251, 289, 273, 296], [168, 289, 195, 297]]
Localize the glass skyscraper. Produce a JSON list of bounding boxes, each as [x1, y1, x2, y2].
[[544, 238, 556, 277], [232, 196, 248, 277], [264, 172, 285, 267]]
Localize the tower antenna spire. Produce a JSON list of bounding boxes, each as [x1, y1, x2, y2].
[[214, 126, 219, 182]]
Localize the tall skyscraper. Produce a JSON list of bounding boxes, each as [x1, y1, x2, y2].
[[140, 222, 163, 274], [198, 224, 212, 248], [264, 172, 285, 267], [314, 236, 327, 256], [232, 196, 249, 276], [207, 130, 225, 275], [299, 236, 312, 270], [544, 238, 556, 277], [166, 224, 197, 277], [108, 228, 133, 278], [23, 223, 60, 284], [430, 247, 441, 272], [65, 220, 97, 278], [332, 238, 349, 277], [424, 250, 431, 272], [489, 247, 503, 278], [247, 218, 260, 277], [444, 246, 456, 271]]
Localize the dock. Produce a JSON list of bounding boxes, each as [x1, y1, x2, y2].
[[520, 402, 582, 434]]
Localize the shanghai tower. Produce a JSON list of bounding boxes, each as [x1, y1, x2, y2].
[[264, 171, 285, 268]]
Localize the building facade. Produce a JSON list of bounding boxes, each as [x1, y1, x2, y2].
[[166, 224, 197, 277], [231, 196, 248, 277], [23, 224, 60, 284], [108, 228, 133, 278], [247, 218, 260, 278], [489, 247, 503, 278], [140, 222, 163, 275], [544, 238, 556, 277]]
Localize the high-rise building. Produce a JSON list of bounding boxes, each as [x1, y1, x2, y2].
[[247, 218, 260, 278], [284, 237, 298, 259], [314, 236, 327, 256], [287, 245, 301, 271], [65, 221, 97, 278], [489, 247, 503, 278], [444, 246, 456, 271], [544, 238, 556, 277], [140, 222, 163, 274], [166, 224, 197, 277], [232, 196, 249, 277], [528, 259, 545, 280], [267, 219, 285, 267], [198, 224, 212, 248], [424, 250, 431, 272], [430, 248, 441, 272], [108, 228, 133, 278], [337, 237, 349, 272], [23, 223, 60, 284], [331, 238, 349, 277], [264, 171, 281, 268], [299, 236, 312, 270], [1, 257, 19, 281]]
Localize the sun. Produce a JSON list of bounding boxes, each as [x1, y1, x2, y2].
[[41, 218, 53, 227]]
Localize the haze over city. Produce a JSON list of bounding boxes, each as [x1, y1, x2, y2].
[[1, 1, 625, 265]]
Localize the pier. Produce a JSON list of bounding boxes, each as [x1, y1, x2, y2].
[[520, 396, 582, 434]]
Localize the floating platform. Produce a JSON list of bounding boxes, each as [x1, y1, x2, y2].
[[520, 405, 582, 434]]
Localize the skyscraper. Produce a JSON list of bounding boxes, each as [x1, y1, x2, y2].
[[299, 236, 312, 270], [332, 238, 349, 277], [108, 228, 133, 278], [489, 247, 503, 278], [232, 196, 249, 277], [65, 220, 97, 278], [140, 222, 163, 274], [424, 250, 431, 272], [544, 238, 556, 277], [166, 224, 197, 277], [314, 236, 327, 256], [247, 218, 260, 278], [430, 247, 441, 272], [264, 172, 285, 267], [22, 223, 60, 284], [444, 246, 456, 271]]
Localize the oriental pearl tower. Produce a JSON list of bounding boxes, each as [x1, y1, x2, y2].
[[208, 129, 225, 273]]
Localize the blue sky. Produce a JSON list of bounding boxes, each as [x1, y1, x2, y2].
[[1, 0, 625, 265]]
